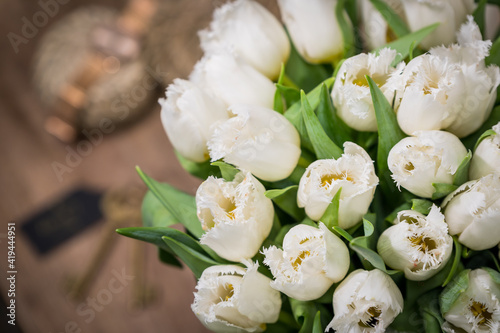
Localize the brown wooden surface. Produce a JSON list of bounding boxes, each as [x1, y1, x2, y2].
[[0, 1, 280, 332]]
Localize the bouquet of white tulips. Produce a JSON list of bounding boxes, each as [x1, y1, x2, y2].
[[117, 0, 500, 332]]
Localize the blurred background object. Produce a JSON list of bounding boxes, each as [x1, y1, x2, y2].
[[0, 0, 281, 331], [0, 1, 273, 332]]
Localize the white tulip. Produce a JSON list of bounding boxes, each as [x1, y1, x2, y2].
[[388, 131, 468, 198], [332, 48, 405, 132], [470, 122, 500, 180], [262, 223, 349, 301], [297, 142, 378, 229], [277, 0, 347, 63], [442, 269, 500, 333], [192, 263, 281, 333], [326, 269, 404, 333], [442, 173, 500, 251], [400, 0, 474, 49], [159, 79, 228, 163], [359, 0, 404, 50], [396, 18, 500, 138], [190, 50, 276, 109], [199, 0, 290, 80], [377, 205, 453, 281], [208, 104, 301, 182], [196, 172, 274, 262]]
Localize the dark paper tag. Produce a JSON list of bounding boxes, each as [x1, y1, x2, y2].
[[21, 189, 102, 254]]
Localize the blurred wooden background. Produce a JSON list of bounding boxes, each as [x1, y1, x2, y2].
[[0, 1, 278, 332]]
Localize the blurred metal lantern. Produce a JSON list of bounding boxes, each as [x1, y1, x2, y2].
[[141, 0, 281, 84], [33, 1, 160, 143]]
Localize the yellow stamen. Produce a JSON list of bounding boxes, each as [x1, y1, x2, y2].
[[224, 284, 234, 302], [359, 307, 382, 328], [409, 234, 437, 252], [291, 251, 310, 271], [470, 301, 492, 325], [321, 173, 353, 187]]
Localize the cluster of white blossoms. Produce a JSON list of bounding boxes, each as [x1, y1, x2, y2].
[[150, 0, 500, 332]]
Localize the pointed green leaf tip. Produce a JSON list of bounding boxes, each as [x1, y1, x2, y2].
[[366, 75, 405, 202], [301, 90, 343, 160], [136, 166, 203, 237]]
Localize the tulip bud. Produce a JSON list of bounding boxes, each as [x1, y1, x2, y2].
[[400, 0, 474, 49], [159, 79, 229, 163], [190, 50, 276, 109], [396, 18, 500, 138], [470, 122, 500, 180], [359, 0, 404, 50], [277, 0, 347, 63], [442, 173, 500, 251], [208, 104, 301, 182], [297, 142, 378, 229], [192, 263, 281, 333], [262, 223, 350, 301], [332, 48, 405, 132], [196, 172, 274, 262], [199, 0, 290, 80], [388, 131, 468, 198], [377, 205, 453, 281], [441, 268, 500, 333], [326, 269, 404, 332]]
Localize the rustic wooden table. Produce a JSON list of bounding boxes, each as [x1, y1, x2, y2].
[[0, 0, 279, 332]]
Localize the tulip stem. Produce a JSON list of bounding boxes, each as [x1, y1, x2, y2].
[[278, 311, 300, 329]]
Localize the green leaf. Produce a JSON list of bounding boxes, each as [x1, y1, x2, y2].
[[290, 299, 317, 333], [175, 151, 221, 179], [117, 226, 204, 253], [474, 129, 497, 151], [301, 91, 343, 159], [336, 0, 355, 58], [277, 84, 301, 110], [363, 218, 375, 237], [350, 243, 389, 273], [141, 191, 177, 228], [285, 77, 335, 152], [136, 167, 203, 238], [442, 236, 463, 287], [320, 188, 342, 229], [452, 151, 472, 186], [274, 64, 287, 113], [316, 83, 354, 147], [285, 38, 330, 92], [431, 183, 458, 200], [332, 226, 354, 242], [312, 312, 323, 333], [411, 199, 433, 215], [375, 23, 440, 64], [162, 236, 220, 279], [265, 186, 298, 199], [211, 161, 239, 181], [369, 0, 410, 37], [367, 75, 406, 201], [418, 290, 445, 332], [487, 36, 500, 66], [440, 269, 470, 315], [158, 247, 182, 267], [473, 0, 488, 37], [265, 186, 305, 221]]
